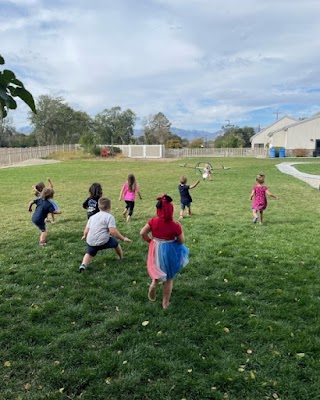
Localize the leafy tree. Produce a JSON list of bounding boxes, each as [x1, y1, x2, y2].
[[166, 139, 182, 149], [29, 95, 93, 145], [94, 107, 136, 145], [189, 138, 204, 148], [0, 55, 36, 119], [0, 117, 17, 146], [181, 138, 189, 148], [214, 125, 255, 148], [143, 112, 172, 144]]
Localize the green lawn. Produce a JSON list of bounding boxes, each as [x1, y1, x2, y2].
[[290, 161, 320, 175], [1, 157, 320, 400]]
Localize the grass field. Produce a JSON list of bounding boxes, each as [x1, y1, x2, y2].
[[1, 157, 320, 400]]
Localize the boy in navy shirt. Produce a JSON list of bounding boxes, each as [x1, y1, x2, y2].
[[28, 188, 62, 245], [178, 176, 200, 218]]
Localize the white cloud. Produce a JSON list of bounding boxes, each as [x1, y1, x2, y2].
[[1, 0, 320, 131]]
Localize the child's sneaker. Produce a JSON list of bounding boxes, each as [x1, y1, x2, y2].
[[39, 240, 47, 246], [253, 216, 258, 224], [79, 264, 86, 273]]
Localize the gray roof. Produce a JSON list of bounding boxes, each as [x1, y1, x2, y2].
[[250, 115, 297, 141], [267, 113, 320, 137]]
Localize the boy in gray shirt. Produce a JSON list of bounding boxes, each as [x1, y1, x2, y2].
[[79, 197, 132, 272]]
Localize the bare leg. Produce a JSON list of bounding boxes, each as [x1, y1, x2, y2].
[[259, 211, 264, 224], [126, 215, 131, 222], [122, 208, 127, 217], [51, 213, 55, 223], [148, 279, 158, 301], [252, 210, 258, 223], [187, 206, 191, 216], [162, 279, 173, 309], [179, 209, 184, 219], [40, 231, 47, 244], [82, 253, 94, 266], [114, 245, 123, 259]]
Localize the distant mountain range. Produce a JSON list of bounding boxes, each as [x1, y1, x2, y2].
[[134, 127, 220, 141], [19, 125, 220, 141], [170, 127, 221, 141]]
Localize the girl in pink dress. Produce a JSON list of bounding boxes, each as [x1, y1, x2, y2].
[[119, 173, 142, 222], [250, 174, 279, 224], [140, 194, 189, 309]]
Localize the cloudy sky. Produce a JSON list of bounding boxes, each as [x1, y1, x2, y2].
[[1, 0, 320, 133]]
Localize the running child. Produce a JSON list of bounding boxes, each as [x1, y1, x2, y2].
[[28, 188, 62, 245], [119, 173, 142, 222], [203, 164, 212, 181], [79, 197, 132, 272], [140, 194, 189, 309], [83, 182, 103, 219], [32, 177, 59, 222], [178, 176, 200, 218], [250, 173, 279, 224]]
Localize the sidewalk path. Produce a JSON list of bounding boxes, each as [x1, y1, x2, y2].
[[276, 162, 320, 189]]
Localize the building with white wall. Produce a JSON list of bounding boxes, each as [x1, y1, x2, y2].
[[268, 114, 320, 156], [250, 116, 297, 148]]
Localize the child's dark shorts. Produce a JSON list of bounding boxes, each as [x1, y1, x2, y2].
[[33, 220, 46, 232], [180, 202, 191, 210], [86, 236, 119, 256]]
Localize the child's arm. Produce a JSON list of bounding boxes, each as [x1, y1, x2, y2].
[[82, 199, 89, 209], [140, 223, 152, 243], [53, 210, 62, 214], [28, 200, 34, 212], [47, 178, 54, 189], [137, 188, 142, 200], [32, 185, 41, 197], [266, 190, 279, 200], [249, 189, 255, 201], [81, 227, 90, 240], [119, 186, 124, 201], [190, 179, 201, 189], [109, 227, 132, 243], [176, 232, 185, 244]]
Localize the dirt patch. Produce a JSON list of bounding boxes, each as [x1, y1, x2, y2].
[[0, 159, 61, 169]]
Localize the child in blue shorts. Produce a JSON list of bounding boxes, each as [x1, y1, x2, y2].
[[79, 197, 132, 272], [28, 188, 62, 245], [178, 176, 200, 218]]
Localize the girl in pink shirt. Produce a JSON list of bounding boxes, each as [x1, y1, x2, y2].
[[119, 173, 142, 222]]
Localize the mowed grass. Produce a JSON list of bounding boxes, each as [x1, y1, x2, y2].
[[293, 162, 320, 175], [1, 157, 320, 400]]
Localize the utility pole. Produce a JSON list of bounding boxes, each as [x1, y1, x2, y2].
[[273, 110, 282, 121]]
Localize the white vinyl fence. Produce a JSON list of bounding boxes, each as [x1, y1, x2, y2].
[[165, 147, 269, 158], [0, 144, 76, 166], [0, 144, 270, 166], [102, 144, 165, 158]]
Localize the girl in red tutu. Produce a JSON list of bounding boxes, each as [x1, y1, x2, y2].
[[140, 194, 189, 309]]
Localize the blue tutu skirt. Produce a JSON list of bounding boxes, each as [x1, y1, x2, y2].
[[147, 239, 189, 281]]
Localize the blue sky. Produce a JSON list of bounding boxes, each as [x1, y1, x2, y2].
[[1, 0, 320, 134]]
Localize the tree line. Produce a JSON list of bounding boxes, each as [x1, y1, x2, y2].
[[0, 94, 256, 149], [1, 52, 255, 149]]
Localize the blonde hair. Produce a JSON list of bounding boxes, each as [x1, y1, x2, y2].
[[256, 174, 265, 184], [98, 196, 111, 211], [180, 176, 187, 184]]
